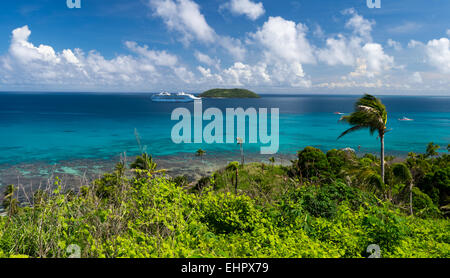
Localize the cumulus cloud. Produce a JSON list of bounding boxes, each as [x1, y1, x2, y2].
[[220, 36, 247, 61], [194, 51, 219, 68], [425, 38, 450, 73], [343, 8, 374, 41], [245, 16, 316, 86], [0, 25, 193, 89], [148, 0, 216, 44], [317, 10, 394, 78], [350, 44, 394, 78], [317, 35, 358, 66], [252, 16, 315, 64], [149, 0, 246, 61], [223, 0, 265, 20]]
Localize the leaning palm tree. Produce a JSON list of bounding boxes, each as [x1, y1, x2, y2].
[[338, 94, 388, 183]]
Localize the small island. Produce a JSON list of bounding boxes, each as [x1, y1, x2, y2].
[[199, 88, 261, 98]]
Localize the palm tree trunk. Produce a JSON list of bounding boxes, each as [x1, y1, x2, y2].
[[380, 134, 385, 184], [235, 169, 239, 194], [410, 181, 414, 216]]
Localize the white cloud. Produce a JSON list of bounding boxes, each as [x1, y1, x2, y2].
[[194, 51, 220, 69], [224, 0, 265, 20], [245, 16, 315, 87], [408, 40, 423, 48], [0, 25, 195, 89], [220, 36, 246, 61], [387, 39, 402, 51], [313, 24, 325, 39], [317, 35, 357, 66], [315, 80, 384, 89], [362, 43, 394, 73], [318, 10, 394, 78], [149, 0, 246, 61], [388, 22, 421, 34], [252, 16, 315, 64], [343, 8, 374, 41], [125, 41, 178, 66], [425, 38, 450, 73], [149, 0, 216, 44], [447, 29, 450, 37]]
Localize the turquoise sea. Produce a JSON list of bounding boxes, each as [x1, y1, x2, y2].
[[0, 92, 448, 190], [0, 93, 448, 167]]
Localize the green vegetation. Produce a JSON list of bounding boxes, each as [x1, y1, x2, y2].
[[0, 144, 448, 258], [199, 88, 261, 98]]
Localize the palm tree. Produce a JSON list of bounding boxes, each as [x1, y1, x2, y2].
[[426, 142, 440, 158], [196, 148, 206, 158], [196, 148, 206, 174], [392, 163, 414, 215], [131, 153, 165, 177], [226, 161, 240, 194], [338, 94, 388, 183]]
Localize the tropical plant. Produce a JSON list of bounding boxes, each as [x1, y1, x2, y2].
[[426, 142, 440, 158], [196, 148, 206, 174], [338, 94, 388, 183], [196, 148, 206, 158], [2, 184, 18, 217], [130, 153, 165, 178], [391, 163, 414, 215], [226, 161, 240, 194]]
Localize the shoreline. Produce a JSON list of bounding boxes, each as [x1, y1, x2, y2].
[[0, 145, 416, 199], [0, 151, 297, 193]]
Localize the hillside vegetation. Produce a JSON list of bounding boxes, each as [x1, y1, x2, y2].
[[199, 88, 260, 98], [0, 144, 448, 258]]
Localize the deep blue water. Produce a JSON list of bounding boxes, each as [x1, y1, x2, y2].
[[0, 92, 449, 166]]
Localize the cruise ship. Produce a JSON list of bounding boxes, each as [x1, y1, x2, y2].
[[151, 92, 201, 102]]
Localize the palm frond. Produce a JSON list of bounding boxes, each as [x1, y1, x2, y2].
[[337, 125, 364, 139]]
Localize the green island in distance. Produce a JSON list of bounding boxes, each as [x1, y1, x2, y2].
[[199, 88, 261, 98]]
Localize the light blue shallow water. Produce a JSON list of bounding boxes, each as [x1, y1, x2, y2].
[[0, 93, 448, 166]]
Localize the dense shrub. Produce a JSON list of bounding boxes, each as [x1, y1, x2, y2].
[[0, 146, 448, 258]]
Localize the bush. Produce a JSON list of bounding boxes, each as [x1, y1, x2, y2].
[[293, 147, 331, 180], [199, 192, 262, 234]]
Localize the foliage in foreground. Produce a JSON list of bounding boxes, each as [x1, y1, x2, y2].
[[0, 148, 449, 258]]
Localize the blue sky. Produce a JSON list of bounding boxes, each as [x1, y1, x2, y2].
[[0, 0, 449, 94]]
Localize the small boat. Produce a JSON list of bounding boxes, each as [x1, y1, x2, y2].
[[151, 91, 201, 102], [398, 116, 414, 121], [334, 112, 345, 115]]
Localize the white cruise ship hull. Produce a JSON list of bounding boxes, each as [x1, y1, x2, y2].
[[151, 93, 201, 103], [151, 98, 198, 103]]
